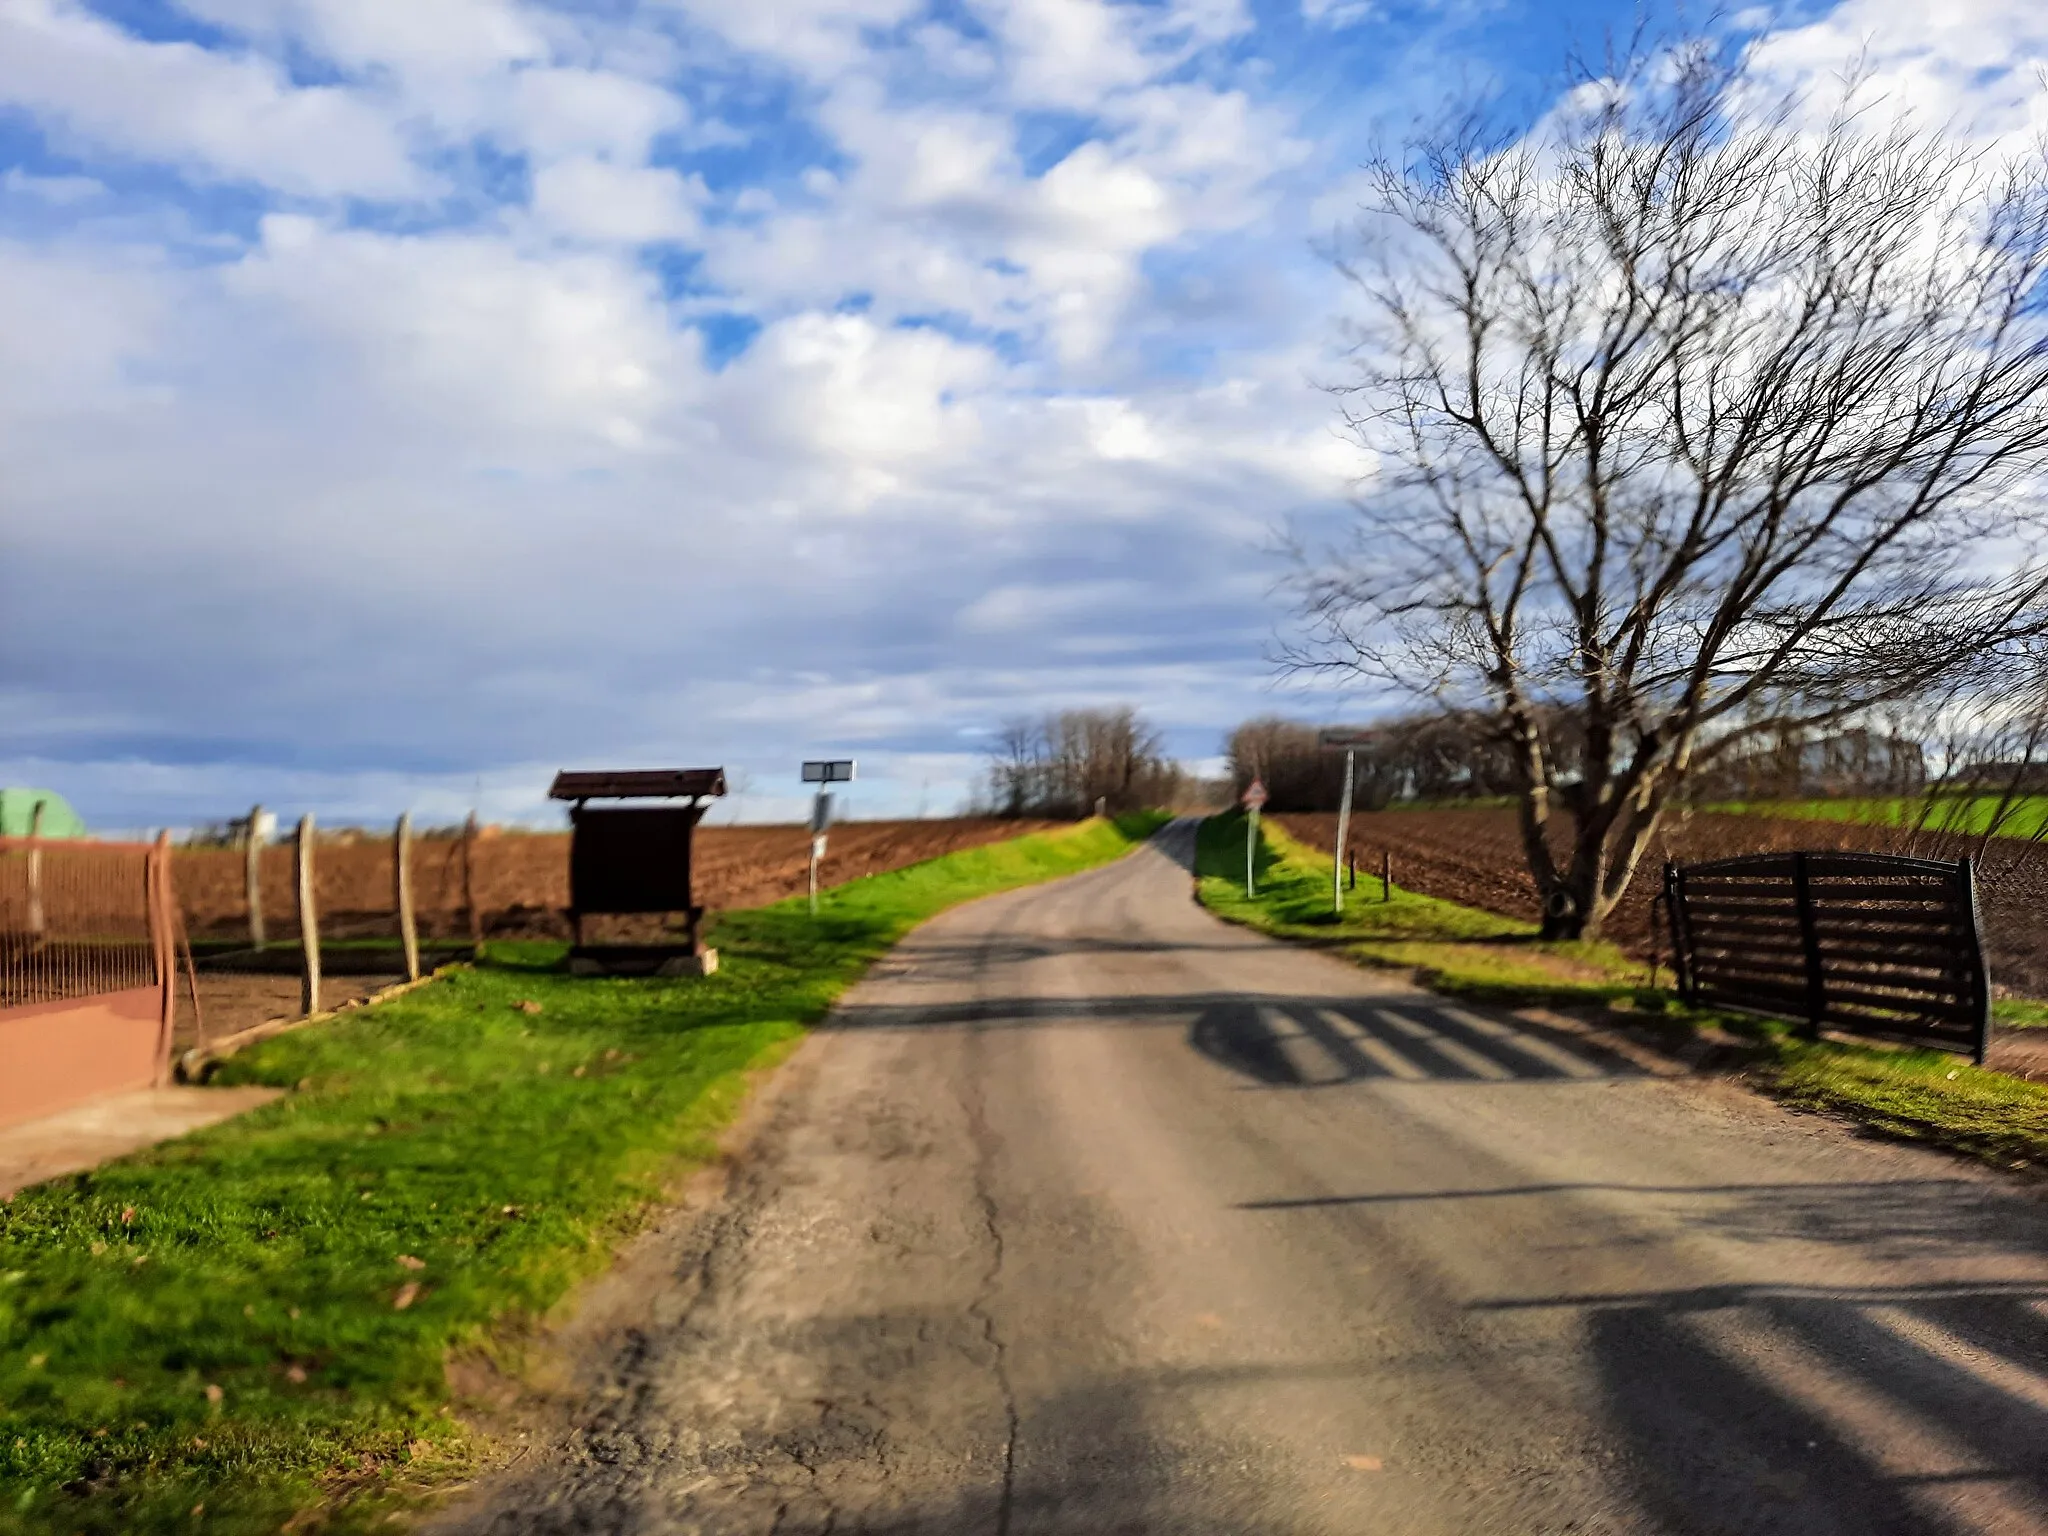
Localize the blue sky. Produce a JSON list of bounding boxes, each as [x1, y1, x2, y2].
[[1, 0, 2041, 830]]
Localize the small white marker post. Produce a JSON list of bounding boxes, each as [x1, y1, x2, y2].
[[1319, 729, 1369, 917], [801, 759, 856, 916], [1241, 778, 1267, 897]]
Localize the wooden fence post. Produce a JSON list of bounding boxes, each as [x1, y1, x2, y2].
[[394, 811, 419, 983], [26, 799, 44, 936], [297, 814, 320, 1019], [1381, 849, 1392, 903], [463, 810, 484, 953], [245, 802, 266, 950]]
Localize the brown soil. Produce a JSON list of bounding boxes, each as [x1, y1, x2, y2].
[[176, 973, 390, 1054]]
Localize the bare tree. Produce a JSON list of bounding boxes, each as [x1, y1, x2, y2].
[[1289, 40, 2048, 938]]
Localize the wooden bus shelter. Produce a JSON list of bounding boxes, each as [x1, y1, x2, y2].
[[549, 768, 727, 976]]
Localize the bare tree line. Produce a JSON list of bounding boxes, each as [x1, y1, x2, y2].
[[1281, 37, 2048, 938], [977, 707, 1190, 818]]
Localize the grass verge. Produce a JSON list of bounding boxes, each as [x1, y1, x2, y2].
[[1196, 811, 2048, 1173], [1195, 812, 1655, 1009], [0, 812, 1167, 1535]]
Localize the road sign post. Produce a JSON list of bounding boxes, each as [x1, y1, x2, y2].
[[1319, 729, 1371, 917], [801, 760, 856, 916], [1241, 778, 1268, 897]]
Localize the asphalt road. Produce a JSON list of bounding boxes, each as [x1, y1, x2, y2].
[[439, 820, 2048, 1535]]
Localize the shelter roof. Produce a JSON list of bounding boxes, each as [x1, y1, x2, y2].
[[548, 769, 727, 802]]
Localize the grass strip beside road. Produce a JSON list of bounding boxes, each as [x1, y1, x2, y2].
[[1195, 812, 1650, 1008], [1196, 811, 2048, 1174], [0, 812, 1168, 1535]]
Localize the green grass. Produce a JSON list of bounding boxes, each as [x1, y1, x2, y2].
[[0, 813, 1167, 1535], [1715, 793, 2048, 840], [1196, 812, 1657, 1009], [1196, 811, 2048, 1174], [1994, 998, 2048, 1030]]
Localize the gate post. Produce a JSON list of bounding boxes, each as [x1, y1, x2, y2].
[[1662, 861, 1691, 999], [1790, 851, 1825, 1039], [1958, 856, 1991, 1066]]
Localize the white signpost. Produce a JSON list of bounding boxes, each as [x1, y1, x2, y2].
[[1241, 777, 1268, 897], [801, 759, 856, 914], [1319, 728, 1371, 915]]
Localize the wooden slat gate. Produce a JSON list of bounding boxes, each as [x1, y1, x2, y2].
[[1664, 851, 1990, 1063]]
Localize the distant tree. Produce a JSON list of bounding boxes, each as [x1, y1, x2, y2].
[[980, 707, 1184, 817], [1289, 40, 2048, 938]]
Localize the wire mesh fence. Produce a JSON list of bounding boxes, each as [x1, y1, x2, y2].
[[0, 838, 159, 1009]]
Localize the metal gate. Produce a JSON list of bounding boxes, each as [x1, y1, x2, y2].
[[0, 833, 179, 1126], [1664, 851, 1990, 1062]]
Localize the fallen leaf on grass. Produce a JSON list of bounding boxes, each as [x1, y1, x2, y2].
[[393, 1282, 420, 1310], [286, 1364, 308, 1384], [205, 1383, 223, 1404], [516, 1000, 543, 1015], [1344, 1455, 1384, 1471], [396, 1254, 425, 1271], [120, 1207, 135, 1226]]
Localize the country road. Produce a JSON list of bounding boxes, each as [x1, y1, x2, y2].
[[437, 821, 2048, 1535]]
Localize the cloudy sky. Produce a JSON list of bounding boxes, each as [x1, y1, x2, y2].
[[1, 0, 2042, 830]]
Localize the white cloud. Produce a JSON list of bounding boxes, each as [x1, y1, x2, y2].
[[175, 0, 551, 80], [530, 157, 705, 244], [659, 0, 924, 77], [497, 65, 690, 161], [1745, 0, 2048, 145], [220, 216, 702, 457], [0, 0, 426, 198]]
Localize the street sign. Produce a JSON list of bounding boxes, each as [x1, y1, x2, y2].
[[801, 761, 854, 913], [1242, 779, 1269, 810], [1318, 728, 1373, 750]]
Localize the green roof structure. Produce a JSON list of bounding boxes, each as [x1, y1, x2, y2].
[[0, 788, 88, 839]]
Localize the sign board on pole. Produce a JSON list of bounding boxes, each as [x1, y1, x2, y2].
[[1317, 728, 1373, 750], [1242, 779, 1265, 897], [800, 761, 854, 913]]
